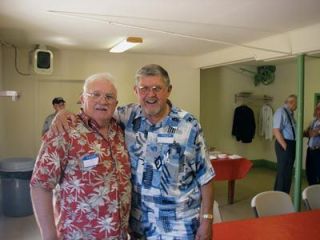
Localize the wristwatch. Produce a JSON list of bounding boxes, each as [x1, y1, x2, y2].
[[202, 214, 214, 220]]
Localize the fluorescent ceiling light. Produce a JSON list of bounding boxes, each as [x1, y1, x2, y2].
[[110, 37, 143, 53]]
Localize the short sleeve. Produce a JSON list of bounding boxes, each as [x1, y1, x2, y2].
[[115, 104, 139, 129], [30, 133, 70, 190], [191, 120, 215, 186], [273, 108, 283, 129]]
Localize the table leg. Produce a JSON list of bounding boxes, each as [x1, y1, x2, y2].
[[228, 180, 235, 204]]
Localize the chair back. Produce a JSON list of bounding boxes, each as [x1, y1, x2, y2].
[[213, 200, 223, 223], [302, 184, 320, 210], [251, 191, 295, 217]]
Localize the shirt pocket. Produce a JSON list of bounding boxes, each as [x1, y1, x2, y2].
[[160, 143, 187, 195]]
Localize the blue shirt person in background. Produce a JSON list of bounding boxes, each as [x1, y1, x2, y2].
[[273, 94, 297, 193], [304, 102, 320, 185]]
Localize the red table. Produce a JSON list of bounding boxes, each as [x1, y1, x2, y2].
[[211, 158, 252, 204], [213, 210, 320, 240]]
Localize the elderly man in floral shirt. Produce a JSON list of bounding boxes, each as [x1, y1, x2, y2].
[[30, 73, 131, 240]]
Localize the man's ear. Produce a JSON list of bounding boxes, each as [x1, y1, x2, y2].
[[168, 85, 172, 93], [134, 86, 139, 96]]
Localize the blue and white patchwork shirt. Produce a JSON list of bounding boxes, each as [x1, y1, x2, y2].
[[116, 103, 215, 240]]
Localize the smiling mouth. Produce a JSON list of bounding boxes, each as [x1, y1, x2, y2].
[[145, 99, 158, 104], [95, 106, 108, 111]]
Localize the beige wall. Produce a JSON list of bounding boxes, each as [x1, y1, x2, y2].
[[0, 45, 4, 215], [0, 45, 4, 157], [1, 47, 199, 158], [200, 57, 320, 165]]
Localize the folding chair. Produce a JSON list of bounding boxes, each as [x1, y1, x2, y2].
[[251, 191, 295, 217], [302, 184, 320, 210]]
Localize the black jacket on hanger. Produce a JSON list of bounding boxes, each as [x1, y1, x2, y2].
[[232, 105, 256, 143]]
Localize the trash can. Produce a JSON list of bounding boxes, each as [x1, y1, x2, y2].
[[0, 157, 35, 217]]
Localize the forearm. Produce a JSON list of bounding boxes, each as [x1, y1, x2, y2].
[[200, 179, 214, 220], [273, 128, 286, 149], [31, 186, 58, 240], [195, 179, 214, 240], [309, 127, 320, 137]]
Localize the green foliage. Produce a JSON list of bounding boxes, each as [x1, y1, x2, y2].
[[254, 65, 276, 86]]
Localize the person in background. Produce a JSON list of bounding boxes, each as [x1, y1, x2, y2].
[[31, 73, 131, 240], [273, 94, 297, 193], [51, 64, 215, 240], [41, 97, 66, 136], [304, 102, 320, 185]]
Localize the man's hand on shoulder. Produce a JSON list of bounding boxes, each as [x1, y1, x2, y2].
[[49, 110, 77, 136]]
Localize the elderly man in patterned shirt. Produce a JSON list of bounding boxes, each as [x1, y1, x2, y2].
[[52, 64, 215, 240], [117, 64, 215, 240], [31, 73, 131, 240]]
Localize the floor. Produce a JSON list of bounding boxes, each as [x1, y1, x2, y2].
[[0, 167, 308, 239], [215, 167, 308, 222]]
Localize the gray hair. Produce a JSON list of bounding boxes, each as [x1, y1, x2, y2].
[[83, 72, 116, 93], [285, 94, 297, 103], [135, 64, 171, 86]]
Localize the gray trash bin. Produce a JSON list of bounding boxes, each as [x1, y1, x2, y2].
[[0, 157, 35, 217]]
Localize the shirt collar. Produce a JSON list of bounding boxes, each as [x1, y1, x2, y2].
[[77, 109, 116, 137], [78, 109, 100, 129], [284, 104, 293, 114]]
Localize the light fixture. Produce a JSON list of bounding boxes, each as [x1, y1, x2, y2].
[[109, 37, 143, 53]]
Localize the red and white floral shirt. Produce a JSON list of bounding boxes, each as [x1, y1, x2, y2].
[[31, 112, 131, 240]]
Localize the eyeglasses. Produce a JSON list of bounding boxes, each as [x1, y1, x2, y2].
[[137, 86, 164, 95], [85, 91, 117, 103]]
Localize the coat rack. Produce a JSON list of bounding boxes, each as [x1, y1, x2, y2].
[[235, 92, 273, 104], [0, 90, 20, 101]]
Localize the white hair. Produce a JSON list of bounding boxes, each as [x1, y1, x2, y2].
[[285, 94, 297, 103], [83, 72, 116, 93]]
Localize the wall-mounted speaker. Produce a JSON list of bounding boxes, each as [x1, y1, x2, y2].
[[33, 49, 53, 74]]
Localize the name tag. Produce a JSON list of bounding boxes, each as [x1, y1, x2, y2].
[[82, 154, 99, 168], [157, 133, 174, 144]]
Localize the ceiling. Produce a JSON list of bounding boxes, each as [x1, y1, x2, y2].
[[1, 0, 320, 56]]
